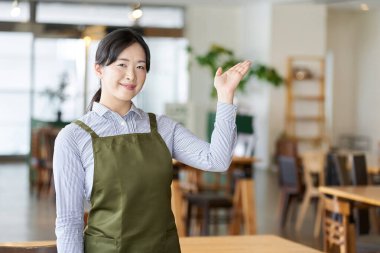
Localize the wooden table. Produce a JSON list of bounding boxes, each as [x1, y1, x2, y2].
[[319, 186, 380, 206], [319, 186, 380, 253], [171, 156, 257, 237], [179, 235, 322, 253], [0, 235, 323, 253]]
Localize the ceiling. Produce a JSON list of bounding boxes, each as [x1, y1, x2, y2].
[[11, 0, 380, 10], [27, 0, 379, 6]]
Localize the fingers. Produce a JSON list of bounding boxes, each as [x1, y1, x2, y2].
[[215, 67, 223, 77], [230, 60, 251, 76]]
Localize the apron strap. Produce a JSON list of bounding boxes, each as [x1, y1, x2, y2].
[[73, 120, 99, 138], [148, 113, 157, 132]]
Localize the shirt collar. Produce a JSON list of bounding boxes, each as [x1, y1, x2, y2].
[[92, 102, 143, 119]]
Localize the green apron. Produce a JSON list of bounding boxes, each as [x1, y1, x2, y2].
[[74, 113, 181, 253]]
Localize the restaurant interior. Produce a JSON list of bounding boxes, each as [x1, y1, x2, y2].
[[0, 0, 380, 252]]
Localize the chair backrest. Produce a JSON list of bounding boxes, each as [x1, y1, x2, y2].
[[332, 154, 350, 186], [40, 127, 60, 169], [351, 154, 368, 186], [301, 151, 325, 188], [276, 137, 298, 158], [278, 156, 301, 190], [325, 152, 341, 186], [323, 196, 351, 253], [351, 154, 370, 235]]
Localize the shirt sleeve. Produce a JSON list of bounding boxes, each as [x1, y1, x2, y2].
[[171, 102, 237, 171], [53, 125, 85, 253]]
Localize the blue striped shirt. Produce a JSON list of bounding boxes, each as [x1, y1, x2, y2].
[[53, 101, 237, 253]]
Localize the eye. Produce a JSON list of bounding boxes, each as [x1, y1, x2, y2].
[[137, 66, 145, 70], [117, 63, 127, 68]]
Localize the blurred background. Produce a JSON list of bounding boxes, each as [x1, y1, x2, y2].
[[0, 0, 380, 251]]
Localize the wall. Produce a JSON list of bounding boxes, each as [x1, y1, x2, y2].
[[238, 2, 272, 169], [327, 8, 380, 164], [185, 3, 380, 169], [355, 10, 380, 161], [326, 9, 358, 145], [185, 4, 242, 139], [269, 3, 327, 161], [186, 3, 328, 169]]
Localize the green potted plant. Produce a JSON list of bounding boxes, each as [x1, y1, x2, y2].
[[188, 44, 283, 98], [188, 44, 284, 141], [42, 72, 69, 122]]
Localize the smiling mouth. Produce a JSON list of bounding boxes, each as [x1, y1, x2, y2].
[[120, 83, 136, 90]]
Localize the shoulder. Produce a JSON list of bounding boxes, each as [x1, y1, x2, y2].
[[55, 112, 93, 147], [134, 106, 178, 129], [55, 123, 81, 148], [156, 114, 179, 130]]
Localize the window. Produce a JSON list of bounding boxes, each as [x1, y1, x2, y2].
[[0, 3, 187, 156], [33, 38, 86, 122], [0, 32, 32, 155]]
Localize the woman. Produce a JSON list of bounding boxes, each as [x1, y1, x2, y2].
[[53, 28, 250, 253]]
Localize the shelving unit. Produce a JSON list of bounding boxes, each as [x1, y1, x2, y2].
[[285, 56, 327, 149]]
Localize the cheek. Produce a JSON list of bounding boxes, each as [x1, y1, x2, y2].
[[138, 72, 147, 83]]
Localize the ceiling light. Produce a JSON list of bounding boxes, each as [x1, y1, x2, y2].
[[83, 36, 92, 47], [10, 0, 21, 17], [129, 3, 143, 21], [360, 3, 369, 11]]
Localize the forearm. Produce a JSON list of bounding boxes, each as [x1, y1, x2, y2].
[[173, 102, 237, 171]]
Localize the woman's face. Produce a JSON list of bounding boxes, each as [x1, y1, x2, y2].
[[95, 42, 147, 106]]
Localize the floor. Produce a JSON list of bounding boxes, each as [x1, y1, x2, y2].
[[0, 162, 322, 251]]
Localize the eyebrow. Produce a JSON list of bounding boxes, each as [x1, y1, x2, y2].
[[117, 58, 146, 64]]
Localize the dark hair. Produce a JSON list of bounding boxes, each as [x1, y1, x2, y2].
[[88, 28, 151, 111]]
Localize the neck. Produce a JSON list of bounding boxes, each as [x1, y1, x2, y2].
[[99, 98, 132, 116]]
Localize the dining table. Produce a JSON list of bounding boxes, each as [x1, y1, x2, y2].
[[171, 156, 257, 237], [179, 235, 323, 253], [318, 185, 380, 253], [0, 235, 323, 253], [318, 185, 380, 207]]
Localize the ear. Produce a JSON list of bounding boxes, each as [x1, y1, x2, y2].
[[94, 64, 103, 78]]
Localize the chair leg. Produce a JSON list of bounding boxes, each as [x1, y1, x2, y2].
[[201, 204, 210, 236], [37, 168, 45, 198], [356, 208, 370, 235], [296, 190, 311, 231], [280, 192, 291, 228], [313, 197, 323, 238], [186, 202, 192, 236]]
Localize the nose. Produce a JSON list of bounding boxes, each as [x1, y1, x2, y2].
[[125, 67, 135, 81]]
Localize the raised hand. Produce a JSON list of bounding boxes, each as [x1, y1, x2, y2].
[[214, 60, 251, 104]]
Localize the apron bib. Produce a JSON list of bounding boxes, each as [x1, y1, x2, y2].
[[74, 113, 181, 253]]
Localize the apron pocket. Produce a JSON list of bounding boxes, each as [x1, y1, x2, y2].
[[84, 234, 118, 253]]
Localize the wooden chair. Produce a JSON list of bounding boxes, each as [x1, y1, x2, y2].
[[333, 154, 350, 186], [322, 196, 354, 253], [184, 133, 256, 236], [0, 241, 57, 253], [30, 128, 45, 195], [36, 127, 60, 197], [351, 154, 371, 235], [295, 150, 325, 232], [277, 155, 303, 228]]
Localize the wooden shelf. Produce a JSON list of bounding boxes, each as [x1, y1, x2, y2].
[[285, 56, 327, 148], [288, 56, 324, 61], [292, 136, 324, 143], [290, 76, 325, 82], [287, 116, 325, 122], [293, 95, 325, 101]]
